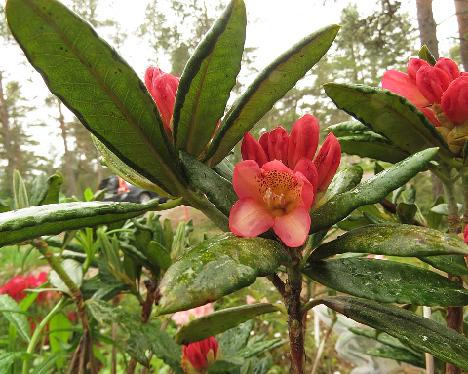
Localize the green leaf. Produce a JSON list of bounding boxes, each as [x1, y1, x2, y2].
[[322, 296, 468, 369], [218, 321, 253, 356], [179, 152, 236, 216], [310, 148, 438, 233], [49, 313, 72, 368], [0, 295, 30, 342], [430, 203, 463, 216], [173, 0, 246, 156], [328, 120, 371, 137], [175, 303, 278, 344], [30, 173, 63, 206], [92, 133, 172, 198], [6, 0, 182, 193], [13, 170, 29, 209], [418, 45, 437, 65], [309, 223, 468, 260], [420, 255, 468, 276], [87, 299, 182, 371], [349, 327, 415, 352], [366, 346, 424, 367], [158, 234, 289, 314], [146, 241, 172, 271], [324, 83, 451, 159], [207, 24, 340, 165], [0, 352, 24, 374], [304, 258, 468, 306], [337, 135, 409, 163], [0, 200, 174, 246], [50, 259, 83, 295], [322, 166, 363, 201]]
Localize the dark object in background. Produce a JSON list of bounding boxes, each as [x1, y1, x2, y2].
[[98, 176, 167, 204]]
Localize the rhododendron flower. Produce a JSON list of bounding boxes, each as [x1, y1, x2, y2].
[[229, 160, 315, 247], [241, 114, 341, 193], [144, 67, 179, 134], [181, 337, 218, 374], [0, 272, 48, 302], [441, 76, 468, 125], [172, 303, 214, 326]]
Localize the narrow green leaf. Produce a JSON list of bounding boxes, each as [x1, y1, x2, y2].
[[0, 352, 24, 374], [0, 200, 177, 246], [173, 0, 246, 155], [30, 173, 63, 206], [175, 303, 278, 344], [92, 137, 171, 197], [366, 346, 424, 367], [304, 258, 468, 306], [0, 295, 30, 342], [418, 45, 437, 65], [50, 259, 83, 295], [420, 255, 468, 276], [309, 223, 468, 260], [6, 0, 182, 192], [328, 120, 371, 137], [158, 234, 289, 314], [146, 241, 172, 271], [310, 148, 438, 232], [349, 327, 416, 352], [322, 296, 468, 369], [179, 152, 236, 216], [324, 83, 451, 159], [207, 24, 340, 165], [13, 170, 29, 209], [337, 135, 409, 163], [322, 166, 363, 201]]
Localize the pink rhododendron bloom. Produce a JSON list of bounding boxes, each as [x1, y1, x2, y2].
[[0, 272, 49, 302], [181, 337, 218, 374], [381, 56, 465, 129], [172, 303, 214, 326], [240, 114, 340, 193], [464, 225, 468, 244], [144, 67, 179, 134], [441, 76, 468, 125], [229, 160, 315, 247]]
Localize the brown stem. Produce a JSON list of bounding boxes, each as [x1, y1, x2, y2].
[[285, 250, 305, 374], [268, 274, 287, 298], [127, 280, 160, 374]]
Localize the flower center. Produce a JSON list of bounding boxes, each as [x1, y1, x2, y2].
[[259, 169, 301, 216]]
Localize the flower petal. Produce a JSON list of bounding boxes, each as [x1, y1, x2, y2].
[[232, 160, 262, 200], [382, 70, 430, 107], [241, 132, 268, 166], [229, 198, 274, 238], [288, 114, 320, 167], [273, 206, 311, 247]]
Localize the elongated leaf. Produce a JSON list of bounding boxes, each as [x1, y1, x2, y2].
[[420, 255, 468, 276], [324, 83, 451, 159], [337, 135, 409, 163], [13, 170, 29, 209], [173, 0, 246, 155], [175, 303, 278, 344], [0, 295, 30, 342], [0, 200, 178, 246], [6, 0, 183, 192], [322, 296, 468, 369], [328, 120, 371, 137], [304, 258, 468, 306], [418, 45, 437, 65], [158, 234, 289, 314], [179, 152, 236, 216], [30, 173, 63, 206], [0, 352, 24, 374], [92, 136, 171, 197], [323, 166, 363, 201], [349, 327, 416, 352], [310, 148, 438, 232], [309, 223, 468, 260], [207, 24, 340, 165], [366, 346, 424, 367]]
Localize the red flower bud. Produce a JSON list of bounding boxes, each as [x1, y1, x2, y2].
[[241, 132, 268, 166], [435, 58, 460, 81], [259, 127, 289, 164], [441, 76, 468, 125], [144, 67, 179, 133], [294, 158, 318, 192], [415, 66, 451, 104], [464, 225, 468, 244], [420, 107, 441, 127], [287, 114, 320, 168], [313, 133, 341, 193], [407, 57, 430, 81], [182, 337, 218, 373]]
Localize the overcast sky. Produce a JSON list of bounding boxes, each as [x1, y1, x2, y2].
[[0, 0, 460, 164]]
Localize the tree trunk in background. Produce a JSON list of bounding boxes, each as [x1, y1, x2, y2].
[[58, 102, 77, 196], [0, 71, 15, 194], [455, 0, 468, 70], [415, 0, 439, 58]]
